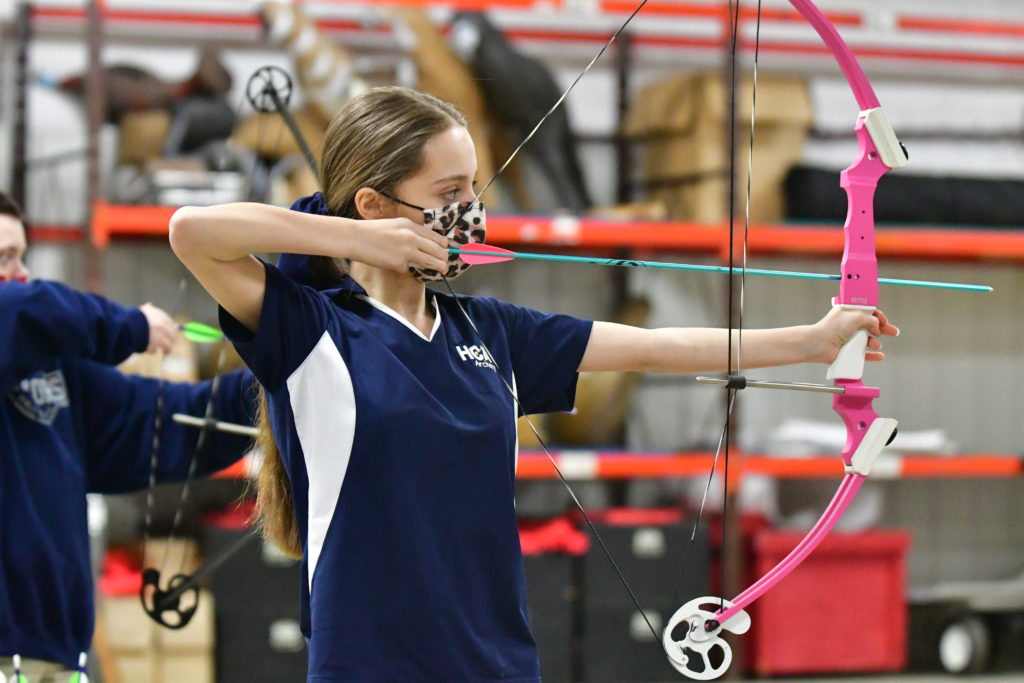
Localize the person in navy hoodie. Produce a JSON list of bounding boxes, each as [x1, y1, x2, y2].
[[169, 87, 899, 682], [0, 190, 257, 682]]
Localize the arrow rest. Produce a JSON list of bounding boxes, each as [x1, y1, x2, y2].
[[140, 568, 199, 630]]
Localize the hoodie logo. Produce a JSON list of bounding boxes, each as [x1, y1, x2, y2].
[[454, 344, 496, 372], [9, 370, 69, 426]]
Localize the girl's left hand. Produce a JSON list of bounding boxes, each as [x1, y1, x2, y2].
[[811, 307, 899, 364]]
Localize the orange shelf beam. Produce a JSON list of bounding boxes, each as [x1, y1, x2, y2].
[[92, 201, 1024, 263], [745, 224, 1024, 262], [215, 451, 1023, 481], [27, 224, 84, 243], [30, 4, 1023, 70], [91, 201, 177, 248], [511, 451, 1023, 480]]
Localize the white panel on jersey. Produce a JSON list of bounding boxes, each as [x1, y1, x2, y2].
[[287, 331, 357, 591]]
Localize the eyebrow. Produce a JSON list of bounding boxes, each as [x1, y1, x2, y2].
[[431, 175, 476, 185]]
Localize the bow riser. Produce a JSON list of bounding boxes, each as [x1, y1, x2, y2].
[[838, 118, 889, 308], [833, 381, 897, 472]]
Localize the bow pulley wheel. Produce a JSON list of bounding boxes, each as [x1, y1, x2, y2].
[[245, 65, 294, 113], [140, 568, 200, 629], [662, 596, 751, 680]]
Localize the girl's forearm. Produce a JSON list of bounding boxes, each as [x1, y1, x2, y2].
[[583, 321, 821, 374], [169, 203, 356, 263], [638, 325, 817, 374]]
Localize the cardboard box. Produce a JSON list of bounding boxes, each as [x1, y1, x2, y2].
[[157, 591, 214, 652], [141, 538, 202, 576], [102, 588, 213, 682], [117, 109, 172, 166], [160, 652, 214, 683], [624, 72, 812, 223], [113, 652, 157, 682], [101, 596, 155, 652]]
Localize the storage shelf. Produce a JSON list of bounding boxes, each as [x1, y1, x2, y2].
[[513, 451, 1024, 480], [213, 451, 1023, 480], [89, 201, 1024, 262], [25, 2, 1024, 78]]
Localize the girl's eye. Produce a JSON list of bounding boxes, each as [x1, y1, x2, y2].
[[442, 189, 458, 202]]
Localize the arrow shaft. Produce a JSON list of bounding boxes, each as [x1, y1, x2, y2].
[[172, 413, 258, 437], [453, 248, 991, 293]]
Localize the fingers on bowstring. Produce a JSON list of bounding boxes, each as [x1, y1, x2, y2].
[[426, 228, 448, 250], [416, 237, 448, 267]]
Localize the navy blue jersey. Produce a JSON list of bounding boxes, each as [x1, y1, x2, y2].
[[221, 262, 592, 682], [0, 280, 256, 667]]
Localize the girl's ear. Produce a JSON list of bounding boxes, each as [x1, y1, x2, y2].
[[353, 188, 389, 220]]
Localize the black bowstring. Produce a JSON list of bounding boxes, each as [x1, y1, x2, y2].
[[665, 0, 742, 621], [447, 0, 672, 649], [144, 68, 307, 618], [666, 0, 763, 635], [142, 278, 188, 574], [141, 79, 260, 623], [471, 1, 650, 204], [437, 277, 663, 645], [719, 0, 743, 618]]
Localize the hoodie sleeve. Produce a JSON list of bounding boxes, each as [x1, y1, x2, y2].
[[0, 280, 149, 392], [75, 362, 258, 494]]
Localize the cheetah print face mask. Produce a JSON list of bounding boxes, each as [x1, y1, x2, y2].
[[408, 199, 486, 282]]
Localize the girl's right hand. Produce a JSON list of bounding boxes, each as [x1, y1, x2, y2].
[[347, 217, 449, 273]]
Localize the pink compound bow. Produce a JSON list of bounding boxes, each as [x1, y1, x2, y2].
[[661, 0, 908, 678]]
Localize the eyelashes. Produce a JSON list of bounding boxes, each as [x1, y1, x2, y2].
[[438, 180, 478, 203]]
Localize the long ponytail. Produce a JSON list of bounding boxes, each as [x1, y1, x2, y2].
[[252, 388, 302, 558]]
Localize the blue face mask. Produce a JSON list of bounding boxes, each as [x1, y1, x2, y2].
[[380, 192, 487, 282]]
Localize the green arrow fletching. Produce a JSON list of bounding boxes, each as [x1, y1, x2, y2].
[[181, 321, 224, 344]]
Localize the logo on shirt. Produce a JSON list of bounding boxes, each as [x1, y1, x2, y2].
[[8, 370, 69, 426], [454, 344, 497, 372]]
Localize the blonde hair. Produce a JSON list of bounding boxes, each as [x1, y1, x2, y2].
[[254, 87, 467, 558]]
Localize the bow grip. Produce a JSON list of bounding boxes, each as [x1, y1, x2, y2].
[[826, 303, 875, 381]]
